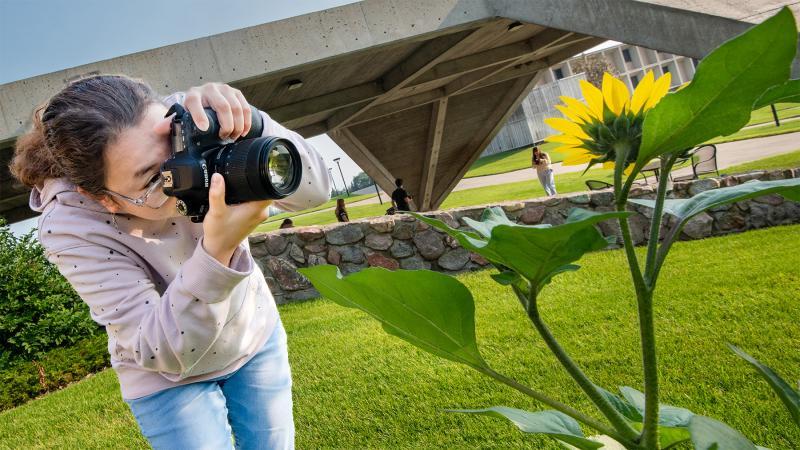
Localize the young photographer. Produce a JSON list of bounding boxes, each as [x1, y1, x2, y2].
[[10, 74, 330, 449]]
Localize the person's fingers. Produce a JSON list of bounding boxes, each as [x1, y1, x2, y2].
[[233, 89, 252, 137], [152, 115, 172, 135], [202, 85, 234, 139], [207, 173, 227, 214], [218, 86, 245, 139], [184, 89, 209, 131]]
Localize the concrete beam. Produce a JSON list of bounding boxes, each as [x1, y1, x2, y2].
[[432, 72, 544, 209], [419, 98, 448, 210], [492, 0, 800, 76]]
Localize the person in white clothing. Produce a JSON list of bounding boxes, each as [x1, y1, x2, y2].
[[532, 145, 557, 196]]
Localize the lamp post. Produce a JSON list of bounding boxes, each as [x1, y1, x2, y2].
[[371, 177, 383, 204], [333, 158, 349, 196], [328, 167, 339, 195]]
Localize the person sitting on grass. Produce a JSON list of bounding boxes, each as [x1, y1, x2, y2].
[[335, 198, 350, 222]]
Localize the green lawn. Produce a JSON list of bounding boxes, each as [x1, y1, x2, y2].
[[257, 105, 799, 229], [463, 142, 564, 178], [254, 148, 800, 232], [719, 149, 800, 175], [746, 102, 800, 126], [708, 118, 800, 144], [2, 225, 799, 448], [457, 104, 800, 182], [261, 192, 375, 226]]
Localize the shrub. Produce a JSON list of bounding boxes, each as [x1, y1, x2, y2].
[[0, 218, 99, 369], [0, 333, 109, 411]]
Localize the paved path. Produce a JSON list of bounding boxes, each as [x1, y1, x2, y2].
[[287, 131, 800, 218]]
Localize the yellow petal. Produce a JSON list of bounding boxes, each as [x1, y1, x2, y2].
[[644, 72, 672, 110], [559, 96, 594, 123], [602, 72, 629, 115], [544, 118, 590, 140], [579, 80, 604, 120], [629, 71, 655, 114], [545, 133, 584, 145], [624, 164, 636, 176], [602, 161, 615, 169], [561, 148, 594, 165], [555, 104, 587, 124]]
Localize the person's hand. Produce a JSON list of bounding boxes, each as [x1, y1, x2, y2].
[[184, 83, 252, 140], [202, 173, 271, 266]]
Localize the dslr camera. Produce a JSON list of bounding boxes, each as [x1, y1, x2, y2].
[[160, 103, 302, 222]]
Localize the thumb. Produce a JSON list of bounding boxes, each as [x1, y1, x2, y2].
[[208, 173, 226, 212]]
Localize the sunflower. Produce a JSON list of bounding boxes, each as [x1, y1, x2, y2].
[[544, 71, 671, 171]]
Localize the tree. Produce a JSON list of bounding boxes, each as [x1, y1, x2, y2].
[[570, 52, 616, 88], [349, 172, 374, 192]]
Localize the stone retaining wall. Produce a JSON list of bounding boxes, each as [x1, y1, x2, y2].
[[249, 168, 800, 304]]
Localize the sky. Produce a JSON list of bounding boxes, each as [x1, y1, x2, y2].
[[1, 0, 364, 235], [1, 0, 614, 235]]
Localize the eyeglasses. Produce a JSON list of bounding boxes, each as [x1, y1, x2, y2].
[[103, 173, 170, 209]]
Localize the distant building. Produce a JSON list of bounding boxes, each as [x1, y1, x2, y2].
[[483, 42, 698, 157]]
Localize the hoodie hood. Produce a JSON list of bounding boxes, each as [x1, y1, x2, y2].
[[30, 178, 108, 214]]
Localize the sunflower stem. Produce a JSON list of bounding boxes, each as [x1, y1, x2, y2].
[[612, 141, 660, 449], [643, 153, 678, 287], [511, 285, 642, 443], [476, 366, 643, 449]]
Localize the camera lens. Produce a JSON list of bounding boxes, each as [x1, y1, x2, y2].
[[267, 143, 295, 191], [212, 137, 302, 203]]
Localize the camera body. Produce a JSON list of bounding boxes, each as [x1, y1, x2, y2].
[[160, 103, 302, 222]]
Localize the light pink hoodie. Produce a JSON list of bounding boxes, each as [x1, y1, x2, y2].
[[29, 111, 330, 399]]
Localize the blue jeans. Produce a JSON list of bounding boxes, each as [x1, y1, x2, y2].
[[538, 168, 557, 196], [126, 320, 294, 450]]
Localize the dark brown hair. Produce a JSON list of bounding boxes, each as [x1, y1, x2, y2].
[[532, 145, 541, 164], [10, 74, 159, 195]]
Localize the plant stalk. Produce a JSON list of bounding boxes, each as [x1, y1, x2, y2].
[[643, 154, 678, 285], [476, 366, 642, 449], [514, 286, 641, 443], [612, 142, 660, 448]]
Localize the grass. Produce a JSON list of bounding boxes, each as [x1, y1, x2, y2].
[[253, 147, 800, 232], [457, 103, 800, 181], [719, 149, 800, 175], [746, 103, 800, 127], [708, 118, 800, 144], [256, 104, 800, 229], [463, 142, 564, 179], [2, 225, 799, 448], [262, 192, 375, 226]]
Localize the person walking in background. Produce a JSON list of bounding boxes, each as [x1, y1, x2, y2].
[[335, 198, 349, 222], [391, 178, 413, 212], [532, 146, 557, 196]]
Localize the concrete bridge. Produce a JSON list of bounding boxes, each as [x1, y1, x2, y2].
[[2, 0, 798, 222]]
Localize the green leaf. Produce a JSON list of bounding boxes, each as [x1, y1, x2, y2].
[[465, 206, 524, 238], [753, 79, 800, 109], [298, 265, 487, 369], [413, 209, 631, 292], [629, 178, 800, 232], [689, 415, 758, 450], [729, 344, 800, 427], [592, 387, 691, 448], [639, 7, 797, 163], [619, 386, 694, 427], [449, 407, 602, 449], [595, 385, 642, 422]]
